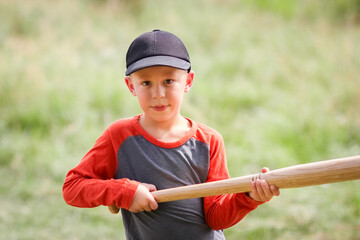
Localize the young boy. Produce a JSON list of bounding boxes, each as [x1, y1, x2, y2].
[[63, 30, 279, 239]]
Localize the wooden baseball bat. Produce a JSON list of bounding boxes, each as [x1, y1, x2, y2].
[[108, 155, 360, 214]]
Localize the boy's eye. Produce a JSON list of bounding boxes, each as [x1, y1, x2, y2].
[[164, 79, 174, 84], [141, 81, 151, 86]]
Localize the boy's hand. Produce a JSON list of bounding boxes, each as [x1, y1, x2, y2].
[[248, 167, 280, 202], [129, 183, 158, 213]]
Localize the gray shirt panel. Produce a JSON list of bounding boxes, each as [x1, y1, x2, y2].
[[116, 135, 225, 240]]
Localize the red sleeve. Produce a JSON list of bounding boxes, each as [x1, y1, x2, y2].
[[62, 128, 140, 210], [203, 131, 264, 230]]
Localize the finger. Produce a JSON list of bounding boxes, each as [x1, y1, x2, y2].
[[144, 205, 152, 212], [149, 199, 158, 210], [255, 179, 266, 200], [260, 180, 273, 200], [270, 185, 280, 196], [142, 183, 157, 192], [148, 184, 157, 192], [262, 167, 270, 173], [249, 180, 260, 200]]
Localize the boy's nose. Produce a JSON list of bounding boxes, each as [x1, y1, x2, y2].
[[152, 85, 165, 99]]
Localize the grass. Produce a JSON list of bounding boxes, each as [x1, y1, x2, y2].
[[1, 0, 359, 239]]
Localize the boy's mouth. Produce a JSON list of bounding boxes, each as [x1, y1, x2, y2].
[[152, 105, 168, 111]]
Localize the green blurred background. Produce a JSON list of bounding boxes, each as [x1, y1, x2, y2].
[[1, 0, 359, 239]]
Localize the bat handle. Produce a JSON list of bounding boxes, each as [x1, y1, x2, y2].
[[108, 204, 120, 214]]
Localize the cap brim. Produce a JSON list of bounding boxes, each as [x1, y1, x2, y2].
[[126, 56, 190, 75]]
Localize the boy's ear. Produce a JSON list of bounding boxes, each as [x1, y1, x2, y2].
[[184, 71, 194, 92], [125, 76, 137, 96]]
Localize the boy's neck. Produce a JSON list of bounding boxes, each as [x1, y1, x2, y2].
[[139, 114, 191, 142]]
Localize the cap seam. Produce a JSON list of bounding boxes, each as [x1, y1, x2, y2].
[[152, 31, 156, 55]]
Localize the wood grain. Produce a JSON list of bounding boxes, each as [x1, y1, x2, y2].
[[108, 155, 360, 214]]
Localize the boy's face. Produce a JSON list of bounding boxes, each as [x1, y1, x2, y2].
[[125, 66, 194, 124]]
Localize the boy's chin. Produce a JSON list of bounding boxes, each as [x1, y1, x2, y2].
[[144, 111, 180, 123]]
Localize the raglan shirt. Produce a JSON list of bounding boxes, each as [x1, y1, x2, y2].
[[63, 115, 263, 239]]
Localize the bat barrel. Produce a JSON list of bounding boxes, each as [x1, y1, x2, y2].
[[262, 155, 360, 189], [108, 155, 360, 214]]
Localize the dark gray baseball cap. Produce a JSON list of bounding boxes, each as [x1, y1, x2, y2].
[[125, 30, 191, 75]]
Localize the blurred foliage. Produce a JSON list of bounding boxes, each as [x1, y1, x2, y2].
[[244, 0, 360, 24]]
